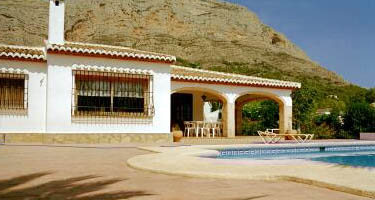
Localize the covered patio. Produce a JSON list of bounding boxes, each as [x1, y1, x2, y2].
[[170, 65, 301, 138]]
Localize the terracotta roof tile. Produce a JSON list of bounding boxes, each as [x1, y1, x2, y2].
[[0, 44, 46, 61], [171, 65, 301, 89], [46, 41, 176, 64]]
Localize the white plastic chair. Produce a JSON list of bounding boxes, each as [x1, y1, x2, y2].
[[194, 121, 206, 138], [211, 122, 222, 138], [184, 121, 195, 138], [200, 122, 212, 138]]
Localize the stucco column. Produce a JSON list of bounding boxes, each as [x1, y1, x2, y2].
[[225, 102, 236, 138], [279, 105, 293, 134], [235, 105, 243, 136], [193, 92, 204, 121], [235, 101, 248, 136]]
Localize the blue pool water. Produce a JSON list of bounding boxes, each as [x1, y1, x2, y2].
[[214, 145, 375, 168], [311, 154, 375, 167]]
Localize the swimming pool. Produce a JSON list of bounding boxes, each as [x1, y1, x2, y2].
[[215, 145, 375, 168]]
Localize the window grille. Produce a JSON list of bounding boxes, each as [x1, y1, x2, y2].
[[72, 70, 154, 123], [0, 73, 28, 112]]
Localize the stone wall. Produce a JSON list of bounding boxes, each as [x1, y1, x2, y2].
[[0, 133, 172, 144]]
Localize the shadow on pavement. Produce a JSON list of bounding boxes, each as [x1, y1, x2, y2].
[[0, 172, 153, 200]]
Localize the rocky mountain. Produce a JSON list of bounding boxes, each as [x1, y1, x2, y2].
[[0, 0, 346, 85]]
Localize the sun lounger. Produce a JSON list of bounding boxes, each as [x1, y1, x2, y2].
[[286, 133, 314, 143], [257, 131, 282, 144], [257, 130, 314, 144]]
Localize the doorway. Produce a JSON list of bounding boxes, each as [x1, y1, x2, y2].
[[171, 93, 193, 131]]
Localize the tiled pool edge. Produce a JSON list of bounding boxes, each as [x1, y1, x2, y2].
[[205, 141, 375, 150], [127, 142, 375, 199], [215, 144, 375, 161]]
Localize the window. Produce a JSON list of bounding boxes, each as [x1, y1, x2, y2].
[[72, 70, 154, 119], [0, 73, 28, 111]]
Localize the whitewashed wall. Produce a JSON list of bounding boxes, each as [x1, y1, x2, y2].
[[171, 81, 293, 105], [46, 54, 171, 134], [0, 54, 293, 136], [0, 60, 47, 133]]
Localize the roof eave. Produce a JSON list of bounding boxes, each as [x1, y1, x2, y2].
[[0, 56, 47, 63], [46, 49, 176, 64], [171, 77, 301, 90]]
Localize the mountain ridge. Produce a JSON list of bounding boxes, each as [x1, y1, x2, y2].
[[0, 0, 346, 85]]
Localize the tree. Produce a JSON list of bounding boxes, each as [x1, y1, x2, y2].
[[291, 83, 319, 131], [242, 101, 262, 120], [258, 100, 279, 128], [343, 100, 375, 136], [241, 100, 279, 135], [365, 88, 375, 104]]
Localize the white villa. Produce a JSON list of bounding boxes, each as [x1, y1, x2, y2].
[[0, 0, 300, 144]]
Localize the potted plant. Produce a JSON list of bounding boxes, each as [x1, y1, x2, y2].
[[172, 124, 183, 142]]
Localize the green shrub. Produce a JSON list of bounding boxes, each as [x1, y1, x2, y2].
[[241, 100, 279, 135], [242, 121, 264, 136], [311, 124, 336, 139], [344, 100, 375, 135]]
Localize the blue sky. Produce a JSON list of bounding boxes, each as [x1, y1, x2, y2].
[[225, 0, 375, 88]]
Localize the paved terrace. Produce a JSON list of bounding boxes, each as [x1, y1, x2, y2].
[[128, 141, 375, 199], [0, 143, 372, 200]]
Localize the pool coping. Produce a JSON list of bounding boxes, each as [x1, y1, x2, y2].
[[127, 141, 375, 198]]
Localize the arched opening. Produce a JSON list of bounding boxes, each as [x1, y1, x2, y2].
[[235, 93, 286, 136], [171, 87, 227, 137]]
